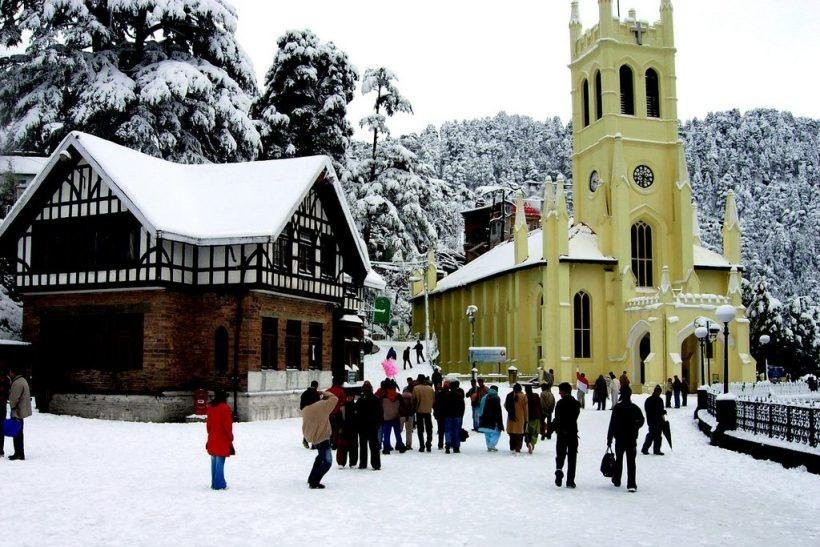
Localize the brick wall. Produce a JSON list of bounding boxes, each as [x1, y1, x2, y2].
[[22, 289, 335, 395]]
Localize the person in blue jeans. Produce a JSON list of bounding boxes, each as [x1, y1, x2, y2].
[[379, 380, 406, 454], [302, 390, 338, 489], [443, 380, 465, 453], [477, 385, 504, 451]]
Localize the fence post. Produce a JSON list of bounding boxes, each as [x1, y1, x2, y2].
[[811, 407, 816, 448], [786, 406, 792, 443], [768, 404, 773, 438]]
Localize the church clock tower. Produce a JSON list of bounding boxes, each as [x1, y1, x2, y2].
[[569, 0, 696, 290]]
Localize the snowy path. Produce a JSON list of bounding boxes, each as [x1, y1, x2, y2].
[[2, 371, 819, 545]]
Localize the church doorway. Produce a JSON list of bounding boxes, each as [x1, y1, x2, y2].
[[680, 335, 699, 392], [639, 333, 650, 385]]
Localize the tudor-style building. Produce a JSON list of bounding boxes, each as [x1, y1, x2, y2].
[[0, 131, 384, 421]]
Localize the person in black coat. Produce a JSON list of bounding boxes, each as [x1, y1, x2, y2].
[[478, 386, 504, 451], [336, 393, 359, 468], [414, 340, 425, 363], [431, 366, 443, 390], [386, 346, 397, 361], [442, 380, 465, 453], [355, 381, 383, 470], [433, 382, 450, 450], [607, 386, 645, 492], [672, 375, 682, 408], [402, 346, 412, 370], [552, 382, 581, 488], [593, 375, 609, 410], [641, 385, 666, 455]]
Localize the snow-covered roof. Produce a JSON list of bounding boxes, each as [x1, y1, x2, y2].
[[0, 155, 48, 176], [364, 269, 387, 291], [693, 244, 731, 268], [430, 225, 614, 295]]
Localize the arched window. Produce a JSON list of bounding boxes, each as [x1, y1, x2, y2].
[[645, 68, 660, 118], [537, 293, 544, 332], [619, 65, 635, 115], [214, 326, 229, 373], [582, 79, 590, 127], [594, 70, 603, 120], [573, 291, 591, 359], [631, 221, 653, 287]]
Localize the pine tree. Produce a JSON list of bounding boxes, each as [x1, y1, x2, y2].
[[252, 29, 358, 165], [359, 67, 412, 181], [0, 0, 260, 163]]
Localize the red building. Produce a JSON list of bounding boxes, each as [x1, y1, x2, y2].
[[0, 132, 384, 421]]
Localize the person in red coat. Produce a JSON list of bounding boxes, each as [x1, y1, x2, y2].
[[206, 389, 233, 490]]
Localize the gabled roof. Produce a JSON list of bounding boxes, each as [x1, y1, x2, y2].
[[0, 132, 382, 287], [0, 155, 48, 176], [430, 225, 615, 295]]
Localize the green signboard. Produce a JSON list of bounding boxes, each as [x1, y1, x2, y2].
[[373, 296, 391, 326]]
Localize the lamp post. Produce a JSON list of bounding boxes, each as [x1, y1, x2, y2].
[[465, 305, 478, 367], [715, 304, 737, 394], [695, 324, 708, 388], [409, 273, 431, 364], [759, 334, 771, 381]]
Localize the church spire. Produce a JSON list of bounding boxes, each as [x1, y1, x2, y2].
[[722, 190, 741, 264], [514, 191, 529, 264]]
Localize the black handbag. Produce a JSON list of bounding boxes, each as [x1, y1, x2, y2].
[[600, 447, 615, 477], [459, 428, 469, 442]]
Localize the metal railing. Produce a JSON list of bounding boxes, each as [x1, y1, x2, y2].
[[705, 383, 819, 448]]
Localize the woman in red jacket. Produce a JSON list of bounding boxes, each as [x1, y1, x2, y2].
[[206, 389, 233, 490]]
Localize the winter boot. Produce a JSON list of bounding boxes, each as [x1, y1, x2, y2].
[[554, 470, 563, 487]]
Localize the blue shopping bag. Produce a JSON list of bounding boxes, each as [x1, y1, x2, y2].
[[3, 418, 22, 437]]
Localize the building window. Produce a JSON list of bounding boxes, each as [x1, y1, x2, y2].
[[31, 213, 140, 272], [273, 232, 291, 272], [594, 70, 603, 120], [320, 234, 335, 278], [41, 313, 143, 371], [631, 221, 654, 287], [308, 322, 323, 370], [573, 291, 591, 359], [285, 320, 301, 369], [582, 79, 590, 127], [214, 326, 229, 374], [261, 317, 278, 370], [619, 65, 635, 115], [298, 229, 315, 274], [646, 68, 660, 118], [537, 293, 543, 332]]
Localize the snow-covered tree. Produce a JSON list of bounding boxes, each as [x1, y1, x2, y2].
[[359, 67, 412, 180], [252, 29, 357, 165], [0, 0, 260, 163]]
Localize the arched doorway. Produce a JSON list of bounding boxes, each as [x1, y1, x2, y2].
[[681, 334, 699, 391], [639, 333, 650, 385]]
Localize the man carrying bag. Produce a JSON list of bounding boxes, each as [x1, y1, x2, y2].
[[7, 366, 32, 460]]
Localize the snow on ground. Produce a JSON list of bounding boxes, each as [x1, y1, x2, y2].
[[3, 349, 819, 546]]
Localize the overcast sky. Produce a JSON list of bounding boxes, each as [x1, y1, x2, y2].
[[232, 0, 818, 139]]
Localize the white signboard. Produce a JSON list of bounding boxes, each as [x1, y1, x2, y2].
[[468, 346, 507, 363]]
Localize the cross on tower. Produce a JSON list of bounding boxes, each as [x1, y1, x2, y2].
[[631, 19, 648, 45]]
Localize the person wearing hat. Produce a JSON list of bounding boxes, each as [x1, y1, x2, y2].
[[607, 386, 645, 493], [205, 389, 233, 490], [355, 381, 383, 470], [412, 375, 435, 452], [553, 382, 580, 488]]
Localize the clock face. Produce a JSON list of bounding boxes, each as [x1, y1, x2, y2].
[[589, 170, 600, 192], [633, 165, 654, 188]]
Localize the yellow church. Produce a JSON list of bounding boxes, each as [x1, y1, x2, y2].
[[410, 0, 755, 392]]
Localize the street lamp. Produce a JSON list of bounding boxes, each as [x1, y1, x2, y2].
[[759, 334, 771, 381], [409, 273, 430, 364], [466, 304, 478, 373], [715, 304, 737, 394], [694, 324, 708, 388]]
